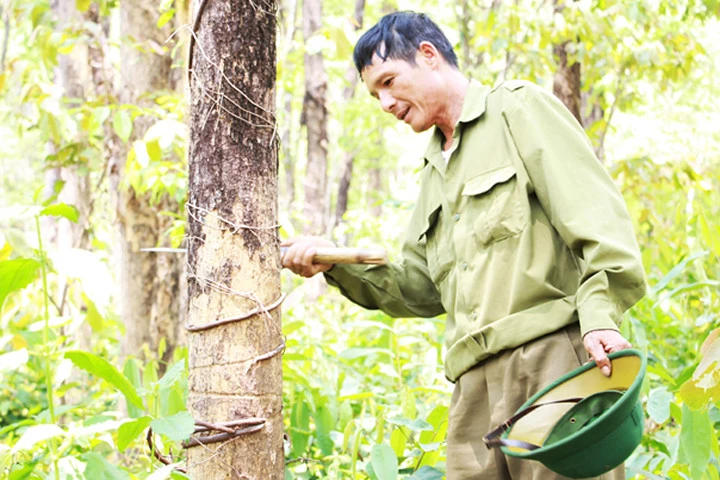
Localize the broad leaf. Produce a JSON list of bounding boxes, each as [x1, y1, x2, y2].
[[0, 258, 41, 308], [150, 412, 195, 442], [112, 110, 133, 142], [679, 404, 712, 480], [65, 350, 144, 409], [647, 388, 673, 424], [370, 443, 398, 480], [0, 348, 29, 373], [11, 424, 65, 453], [82, 452, 130, 480], [40, 203, 79, 223], [409, 466, 445, 480], [117, 416, 152, 452]]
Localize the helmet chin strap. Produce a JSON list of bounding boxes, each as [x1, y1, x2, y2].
[[483, 397, 583, 451]]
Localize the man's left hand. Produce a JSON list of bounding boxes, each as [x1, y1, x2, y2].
[[582, 329, 632, 377]]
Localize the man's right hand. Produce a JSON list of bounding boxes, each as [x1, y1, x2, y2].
[[281, 236, 336, 278]]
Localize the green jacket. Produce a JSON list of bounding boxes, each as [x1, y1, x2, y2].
[[325, 80, 647, 382]]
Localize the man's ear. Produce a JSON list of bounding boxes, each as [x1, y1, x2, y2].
[[418, 41, 440, 68]]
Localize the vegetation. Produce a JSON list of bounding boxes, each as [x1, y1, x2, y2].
[[0, 0, 719, 478]]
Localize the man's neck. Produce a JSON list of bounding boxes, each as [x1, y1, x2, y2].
[[437, 71, 470, 151]]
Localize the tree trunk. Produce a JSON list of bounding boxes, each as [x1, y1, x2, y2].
[[333, 0, 365, 230], [552, 41, 583, 125], [301, 0, 328, 236], [552, 0, 583, 126], [186, 0, 282, 477], [111, 0, 185, 368]]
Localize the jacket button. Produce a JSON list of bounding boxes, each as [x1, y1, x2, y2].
[[453, 214, 461, 221], [470, 311, 478, 320], [462, 262, 468, 270]]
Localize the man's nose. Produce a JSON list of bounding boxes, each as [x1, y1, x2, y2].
[[378, 91, 396, 113]]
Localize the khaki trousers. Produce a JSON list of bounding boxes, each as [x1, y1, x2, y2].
[[446, 323, 625, 480]]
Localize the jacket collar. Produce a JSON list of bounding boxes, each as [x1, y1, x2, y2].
[[423, 79, 490, 164]]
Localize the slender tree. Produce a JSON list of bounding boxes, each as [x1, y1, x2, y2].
[[301, 0, 328, 235], [186, 0, 283, 476], [111, 0, 185, 367], [334, 0, 366, 230]]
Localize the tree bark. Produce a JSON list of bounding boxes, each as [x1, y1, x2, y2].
[[552, 41, 583, 125], [186, 0, 282, 477], [301, 0, 328, 235], [111, 0, 185, 368], [552, 0, 583, 126], [333, 0, 365, 230]]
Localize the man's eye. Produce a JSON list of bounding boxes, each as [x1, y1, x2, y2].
[[383, 78, 393, 87]]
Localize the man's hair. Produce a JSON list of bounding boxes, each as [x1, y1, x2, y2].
[[353, 11, 459, 74]]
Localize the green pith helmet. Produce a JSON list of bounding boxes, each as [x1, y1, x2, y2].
[[483, 349, 646, 478]]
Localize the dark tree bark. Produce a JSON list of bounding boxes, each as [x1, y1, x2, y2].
[[552, 41, 583, 125], [334, 0, 366, 229], [186, 0, 282, 477], [552, 0, 583, 126], [301, 0, 329, 235]]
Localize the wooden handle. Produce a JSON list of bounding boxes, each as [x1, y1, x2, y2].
[[312, 247, 387, 265], [280, 246, 387, 265]]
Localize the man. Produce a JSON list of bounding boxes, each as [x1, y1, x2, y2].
[[282, 11, 647, 480]]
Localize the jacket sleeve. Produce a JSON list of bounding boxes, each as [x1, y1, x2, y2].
[[504, 83, 647, 335], [324, 202, 445, 318]]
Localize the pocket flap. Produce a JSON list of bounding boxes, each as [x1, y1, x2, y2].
[[418, 203, 442, 242], [462, 165, 517, 196]]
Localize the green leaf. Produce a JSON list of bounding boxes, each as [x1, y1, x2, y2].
[[11, 424, 65, 453], [150, 412, 195, 441], [157, 358, 186, 392], [117, 416, 152, 452], [83, 294, 105, 332], [146, 139, 163, 162], [75, 0, 92, 13], [387, 417, 433, 432], [123, 358, 144, 419], [0, 348, 29, 373], [65, 350, 144, 410], [290, 400, 310, 457], [370, 443, 398, 480], [0, 258, 41, 308], [408, 466, 444, 480], [82, 452, 130, 480], [679, 404, 712, 480], [390, 428, 407, 457], [40, 203, 80, 223], [157, 9, 176, 28], [314, 405, 334, 456], [113, 110, 133, 142], [647, 387, 673, 424]]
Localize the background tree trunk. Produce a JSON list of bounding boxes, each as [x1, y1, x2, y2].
[[552, 0, 583, 125], [301, 0, 328, 236], [333, 0, 365, 231], [111, 0, 185, 368], [186, 0, 283, 477]]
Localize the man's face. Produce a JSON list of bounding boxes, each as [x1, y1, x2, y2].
[[361, 50, 441, 133]]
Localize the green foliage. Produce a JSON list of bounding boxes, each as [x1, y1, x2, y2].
[[1, 0, 719, 478]]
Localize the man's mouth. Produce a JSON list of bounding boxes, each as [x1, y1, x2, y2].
[[398, 107, 410, 122]]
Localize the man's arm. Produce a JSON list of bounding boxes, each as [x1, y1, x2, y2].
[[504, 83, 647, 374]]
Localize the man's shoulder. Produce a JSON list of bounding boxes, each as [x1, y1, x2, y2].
[[489, 79, 549, 97]]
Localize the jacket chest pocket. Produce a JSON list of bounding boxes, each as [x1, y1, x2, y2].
[[419, 204, 453, 285], [462, 165, 528, 246]]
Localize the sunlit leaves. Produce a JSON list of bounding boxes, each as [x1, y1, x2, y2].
[[150, 411, 195, 442], [0, 258, 41, 309], [64, 350, 144, 410], [369, 443, 398, 480]]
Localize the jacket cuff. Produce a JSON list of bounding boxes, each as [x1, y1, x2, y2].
[[577, 299, 622, 337]]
